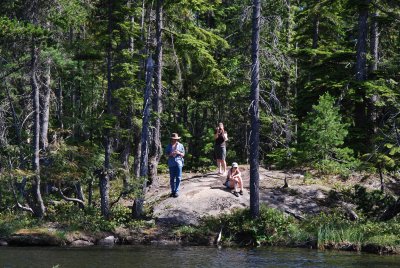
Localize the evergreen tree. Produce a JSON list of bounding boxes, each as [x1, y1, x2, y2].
[[300, 93, 356, 173]]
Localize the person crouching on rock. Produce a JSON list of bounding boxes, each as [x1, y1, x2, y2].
[[165, 133, 185, 198], [224, 162, 244, 197]]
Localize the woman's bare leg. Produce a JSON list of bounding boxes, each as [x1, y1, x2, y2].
[[217, 159, 222, 173], [233, 176, 243, 192], [222, 160, 227, 175], [238, 176, 244, 191]]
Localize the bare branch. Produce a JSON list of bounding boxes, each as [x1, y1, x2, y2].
[[10, 181, 34, 214], [58, 182, 85, 208]]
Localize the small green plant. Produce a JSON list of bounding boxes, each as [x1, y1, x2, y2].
[[173, 225, 198, 237], [157, 164, 169, 174], [202, 205, 299, 246], [125, 219, 155, 231], [111, 205, 132, 225], [266, 148, 298, 169]]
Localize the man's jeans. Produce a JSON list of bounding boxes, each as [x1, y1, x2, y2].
[[169, 165, 182, 194]]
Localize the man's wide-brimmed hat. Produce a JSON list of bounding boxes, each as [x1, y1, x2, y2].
[[170, 133, 181, 140]]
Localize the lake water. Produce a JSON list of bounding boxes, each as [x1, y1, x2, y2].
[[0, 246, 399, 268]]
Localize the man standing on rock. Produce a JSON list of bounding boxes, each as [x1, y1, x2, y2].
[[165, 133, 185, 198]]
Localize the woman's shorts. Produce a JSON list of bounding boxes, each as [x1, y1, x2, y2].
[[215, 146, 226, 160]]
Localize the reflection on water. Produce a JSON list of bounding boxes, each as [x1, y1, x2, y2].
[[0, 246, 399, 268]]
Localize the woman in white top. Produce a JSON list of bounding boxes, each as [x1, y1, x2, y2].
[[225, 162, 244, 197]]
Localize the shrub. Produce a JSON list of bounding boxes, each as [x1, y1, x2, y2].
[[202, 205, 299, 246], [0, 212, 38, 236], [111, 205, 131, 225], [46, 202, 116, 232]]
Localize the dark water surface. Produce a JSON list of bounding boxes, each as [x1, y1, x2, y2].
[[0, 246, 399, 268]]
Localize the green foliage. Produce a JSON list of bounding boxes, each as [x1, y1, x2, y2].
[[203, 205, 298, 246], [173, 225, 198, 237], [266, 148, 298, 169], [46, 202, 116, 232], [0, 212, 38, 236], [157, 163, 169, 174], [201, 206, 400, 248], [0, 0, 400, 236], [42, 141, 104, 182], [298, 93, 359, 174], [110, 204, 132, 226], [301, 93, 348, 158], [0, 16, 47, 38], [301, 211, 400, 248], [48, 0, 90, 29]]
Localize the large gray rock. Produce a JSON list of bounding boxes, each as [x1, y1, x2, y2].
[[70, 240, 94, 247], [0, 240, 8, 246], [151, 173, 249, 225], [98, 235, 117, 246]]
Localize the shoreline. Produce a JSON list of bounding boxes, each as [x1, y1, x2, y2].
[[1, 167, 399, 256], [1, 224, 399, 255]]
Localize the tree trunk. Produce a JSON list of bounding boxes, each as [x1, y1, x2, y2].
[[354, 0, 370, 137], [88, 179, 93, 207], [312, 15, 319, 49], [100, 0, 114, 219], [369, 11, 379, 73], [56, 77, 63, 129], [121, 140, 131, 190], [128, 0, 137, 53], [284, 0, 292, 147], [148, 0, 163, 187], [133, 56, 154, 219], [369, 10, 379, 135], [75, 182, 85, 209], [133, 123, 142, 179], [378, 165, 384, 192], [356, 1, 369, 81], [5, 83, 21, 145], [31, 40, 46, 219], [40, 57, 51, 151], [99, 168, 110, 218], [250, 0, 261, 219]]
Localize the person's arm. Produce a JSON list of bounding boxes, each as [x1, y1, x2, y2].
[[165, 145, 172, 157], [214, 128, 219, 140], [232, 169, 240, 178], [223, 131, 228, 141], [177, 143, 185, 157]]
